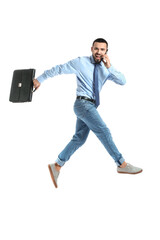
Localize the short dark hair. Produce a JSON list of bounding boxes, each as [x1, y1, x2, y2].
[[92, 38, 108, 47]]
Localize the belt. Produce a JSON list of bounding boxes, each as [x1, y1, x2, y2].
[[77, 96, 95, 104]]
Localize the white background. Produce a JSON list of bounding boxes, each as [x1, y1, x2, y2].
[[1, 0, 160, 239]]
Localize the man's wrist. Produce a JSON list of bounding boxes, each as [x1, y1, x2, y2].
[[106, 64, 111, 69], [104, 63, 111, 69]]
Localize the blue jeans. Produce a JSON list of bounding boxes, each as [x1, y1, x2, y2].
[[56, 99, 125, 167]]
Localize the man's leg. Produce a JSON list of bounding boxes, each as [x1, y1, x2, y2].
[[49, 117, 90, 187], [55, 117, 90, 167], [74, 99, 124, 166]]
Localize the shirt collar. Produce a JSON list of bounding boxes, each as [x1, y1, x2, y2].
[[90, 55, 103, 66]]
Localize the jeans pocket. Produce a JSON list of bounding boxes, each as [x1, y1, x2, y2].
[[74, 100, 83, 117]]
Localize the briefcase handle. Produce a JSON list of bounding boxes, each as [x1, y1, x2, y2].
[[32, 88, 36, 93]]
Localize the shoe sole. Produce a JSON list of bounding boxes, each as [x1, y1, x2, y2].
[[117, 169, 143, 174], [48, 165, 58, 188]]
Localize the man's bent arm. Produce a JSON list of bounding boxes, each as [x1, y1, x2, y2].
[[107, 65, 126, 85]]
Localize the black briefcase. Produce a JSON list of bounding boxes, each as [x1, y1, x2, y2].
[[9, 69, 36, 102]]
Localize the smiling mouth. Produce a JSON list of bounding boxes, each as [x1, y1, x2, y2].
[[95, 55, 102, 62]]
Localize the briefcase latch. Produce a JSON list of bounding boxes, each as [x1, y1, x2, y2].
[[18, 83, 22, 88]]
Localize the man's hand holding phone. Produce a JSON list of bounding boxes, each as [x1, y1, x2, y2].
[[102, 54, 111, 69]]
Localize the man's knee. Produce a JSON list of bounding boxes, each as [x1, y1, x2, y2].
[[72, 133, 88, 146]]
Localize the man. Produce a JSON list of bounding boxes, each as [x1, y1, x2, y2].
[[33, 38, 143, 188]]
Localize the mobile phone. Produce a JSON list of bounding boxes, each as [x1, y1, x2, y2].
[[102, 51, 107, 63]]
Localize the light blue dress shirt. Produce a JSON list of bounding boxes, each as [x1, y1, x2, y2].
[[37, 55, 126, 100]]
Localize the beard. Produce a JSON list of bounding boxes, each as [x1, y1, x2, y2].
[[93, 54, 102, 63]]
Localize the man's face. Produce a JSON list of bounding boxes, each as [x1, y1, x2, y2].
[[91, 42, 108, 63]]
